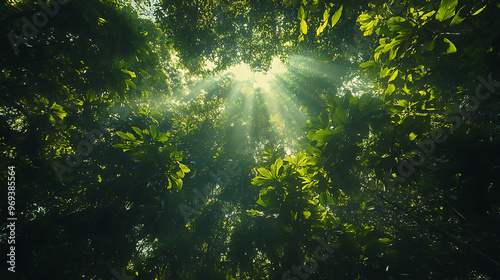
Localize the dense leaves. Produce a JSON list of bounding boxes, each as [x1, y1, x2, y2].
[[1, 0, 499, 279]]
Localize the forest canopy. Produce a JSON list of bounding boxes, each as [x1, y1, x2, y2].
[[1, 0, 500, 279]]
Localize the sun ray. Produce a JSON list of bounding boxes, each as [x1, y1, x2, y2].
[[170, 55, 348, 155]]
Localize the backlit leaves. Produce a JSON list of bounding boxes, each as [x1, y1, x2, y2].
[[316, 6, 330, 36], [443, 37, 457, 54], [387, 17, 414, 33], [436, 0, 458, 21], [330, 5, 343, 27], [300, 19, 308, 34], [48, 102, 67, 124], [358, 12, 379, 36]]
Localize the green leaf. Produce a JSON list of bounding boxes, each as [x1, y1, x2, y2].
[[316, 8, 329, 36], [121, 69, 136, 78], [247, 209, 263, 216], [303, 210, 311, 219], [450, 6, 465, 26], [360, 61, 376, 68], [378, 237, 392, 243], [176, 170, 185, 178], [158, 133, 169, 142], [387, 17, 414, 33], [330, 5, 343, 27], [385, 84, 396, 95], [48, 102, 67, 123], [389, 47, 399, 59], [420, 10, 436, 21], [382, 38, 403, 53], [179, 163, 190, 173], [312, 127, 342, 146], [316, 22, 327, 36], [116, 131, 136, 141], [398, 100, 409, 110], [409, 132, 418, 141], [332, 107, 348, 126], [289, 153, 308, 167], [436, 0, 457, 22], [443, 37, 457, 54], [257, 168, 273, 179], [125, 79, 136, 89], [298, 6, 305, 20], [173, 176, 183, 190], [132, 127, 143, 137], [388, 70, 398, 82], [323, 7, 330, 22], [150, 124, 158, 138], [381, 67, 390, 77], [272, 158, 283, 178], [358, 93, 371, 110], [300, 19, 308, 34], [256, 197, 267, 207], [421, 37, 436, 51], [357, 12, 378, 35], [112, 143, 127, 149], [252, 176, 270, 186], [471, 4, 487, 16]]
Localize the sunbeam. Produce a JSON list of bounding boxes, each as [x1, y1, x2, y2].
[[172, 55, 351, 154], [226, 57, 286, 92]]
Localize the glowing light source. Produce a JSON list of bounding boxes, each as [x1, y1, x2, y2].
[[205, 60, 217, 71], [227, 58, 286, 91], [269, 57, 286, 75], [230, 63, 254, 82]]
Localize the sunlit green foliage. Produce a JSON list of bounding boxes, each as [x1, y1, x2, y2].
[[1, 0, 499, 279]]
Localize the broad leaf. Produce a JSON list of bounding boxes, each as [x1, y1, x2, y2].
[[450, 6, 466, 26], [124, 79, 136, 89], [443, 37, 457, 54], [332, 107, 348, 126], [388, 70, 398, 82], [298, 6, 306, 20], [330, 5, 343, 27], [300, 19, 308, 34], [316, 8, 329, 36], [116, 131, 136, 141], [378, 237, 392, 243], [121, 69, 136, 78], [387, 17, 414, 33], [385, 84, 396, 95], [272, 158, 283, 178], [257, 168, 274, 179], [150, 124, 159, 138], [303, 210, 311, 219], [312, 127, 342, 146], [132, 127, 143, 137], [436, 0, 457, 21], [179, 163, 190, 173]]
